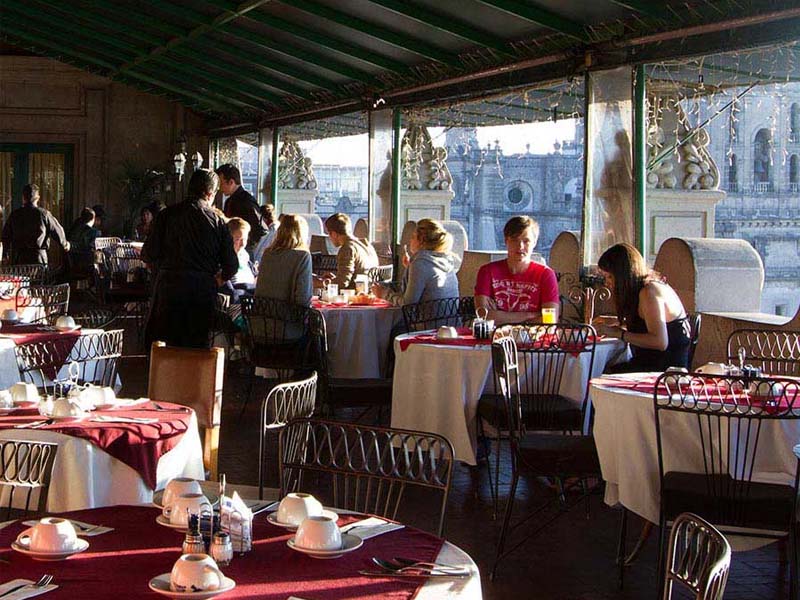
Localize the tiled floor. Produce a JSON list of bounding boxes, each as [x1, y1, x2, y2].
[[118, 345, 791, 599]]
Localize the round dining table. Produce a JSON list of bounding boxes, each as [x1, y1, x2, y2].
[[312, 300, 403, 379], [591, 372, 800, 526], [0, 401, 204, 512], [0, 504, 482, 600], [392, 330, 628, 464]]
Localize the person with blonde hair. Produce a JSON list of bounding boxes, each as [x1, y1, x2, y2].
[[255, 214, 312, 307], [227, 217, 256, 288], [373, 218, 460, 306]]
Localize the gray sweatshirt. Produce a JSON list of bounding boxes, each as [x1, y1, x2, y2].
[[386, 249, 460, 306]]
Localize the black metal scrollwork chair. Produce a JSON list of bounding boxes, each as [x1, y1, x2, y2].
[[367, 264, 394, 284], [490, 334, 602, 580], [0, 440, 58, 520], [727, 328, 800, 376], [279, 418, 455, 537], [97, 244, 150, 328], [0, 264, 50, 285], [663, 512, 731, 600], [72, 307, 119, 330], [311, 253, 339, 276], [15, 329, 124, 396], [308, 309, 392, 421], [258, 372, 318, 499], [478, 323, 597, 517], [240, 296, 316, 417], [653, 372, 800, 597], [402, 296, 476, 332], [16, 283, 70, 324]]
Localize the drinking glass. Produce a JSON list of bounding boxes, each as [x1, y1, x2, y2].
[[327, 283, 339, 298], [541, 308, 557, 324]]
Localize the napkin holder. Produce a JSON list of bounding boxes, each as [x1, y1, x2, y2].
[[219, 492, 252, 554]]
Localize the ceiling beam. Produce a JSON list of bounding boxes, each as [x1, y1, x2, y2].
[[106, 0, 276, 76], [1, 2, 282, 106], [474, 0, 589, 43], [202, 0, 410, 74], [0, 28, 232, 114], [364, 0, 516, 59], [278, 0, 461, 66]]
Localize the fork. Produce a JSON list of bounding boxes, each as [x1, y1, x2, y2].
[[372, 557, 468, 576], [0, 574, 53, 598]]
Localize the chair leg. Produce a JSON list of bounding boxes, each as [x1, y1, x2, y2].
[[656, 517, 667, 598], [203, 427, 219, 482], [491, 470, 519, 581], [492, 426, 502, 519], [616, 508, 628, 590], [239, 369, 255, 420]]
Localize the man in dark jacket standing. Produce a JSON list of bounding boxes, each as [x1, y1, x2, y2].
[[2, 184, 70, 265], [215, 163, 264, 254], [143, 169, 238, 349]]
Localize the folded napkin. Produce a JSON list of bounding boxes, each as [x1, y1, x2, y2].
[[340, 517, 404, 539], [22, 519, 113, 537], [102, 398, 149, 409], [0, 579, 58, 600], [90, 415, 158, 424]]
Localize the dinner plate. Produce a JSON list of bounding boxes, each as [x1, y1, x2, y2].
[[11, 537, 89, 561], [148, 573, 236, 599], [287, 533, 363, 559], [55, 325, 81, 332], [266, 509, 338, 531]]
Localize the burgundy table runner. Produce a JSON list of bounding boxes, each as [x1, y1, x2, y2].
[[0, 403, 192, 489], [399, 327, 489, 352], [0, 505, 446, 600], [312, 298, 394, 309]]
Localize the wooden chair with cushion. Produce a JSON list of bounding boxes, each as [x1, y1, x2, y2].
[[148, 342, 225, 481]]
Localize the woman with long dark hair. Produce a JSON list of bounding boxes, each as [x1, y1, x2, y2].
[[596, 243, 690, 372]]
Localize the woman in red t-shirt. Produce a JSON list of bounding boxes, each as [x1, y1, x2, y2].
[[474, 216, 560, 325]]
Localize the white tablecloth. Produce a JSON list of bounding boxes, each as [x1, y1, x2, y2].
[[319, 306, 403, 379], [592, 373, 800, 525], [392, 334, 627, 464], [0, 409, 205, 512]]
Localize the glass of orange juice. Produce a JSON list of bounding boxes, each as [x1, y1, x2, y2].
[[541, 307, 557, 324]]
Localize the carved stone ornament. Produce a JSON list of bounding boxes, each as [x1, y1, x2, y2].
[[400, 122, 453, 192], [646, 91, 720, 191], [277, 137, 318, 190]]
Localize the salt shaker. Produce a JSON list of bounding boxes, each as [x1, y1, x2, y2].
[[210, 531, 233, 566]]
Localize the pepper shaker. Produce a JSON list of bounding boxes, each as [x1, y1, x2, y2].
[[210, 531, 233, 566]]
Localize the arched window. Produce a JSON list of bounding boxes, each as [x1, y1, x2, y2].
[[753, 128, 773, 189], [790, 154, 799, 190], [728, 154, 738, 191], [791, 103, 800, 142]]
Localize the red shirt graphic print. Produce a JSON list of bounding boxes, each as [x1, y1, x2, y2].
[[474, 260, 559, 313]]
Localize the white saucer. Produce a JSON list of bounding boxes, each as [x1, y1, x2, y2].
[[47, 414, 87, 422], [148, 573, 236, 599], [155, 514, 191, 531], [266, 509, 338, 531], [12, 537, 89, 561], [287, 533, 363, 559], [55, 326, 81, 332], [152, 488, 219, 510]]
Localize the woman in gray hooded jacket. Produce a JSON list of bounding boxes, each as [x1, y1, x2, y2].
[[373, 218, 460, 306]]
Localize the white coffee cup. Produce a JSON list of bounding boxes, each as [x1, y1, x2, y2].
[[16, 517, 78, 552], [163, 492, 211, 526], [436, 326, 459, 340], [162, 478, 203, 509], [77, 385, 115, 410], [55, 315, 76, 330], [277, 492, 323, 526], [294, 514, 342, 551], [170, 553, 225, 593], [2, 309, 18, 321], [51, 397, 85, 418], [10, 382, 38, 405]]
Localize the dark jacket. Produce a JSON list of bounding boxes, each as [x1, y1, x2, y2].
[[223, 186, 264, 249], [1, 203, 69, 265]]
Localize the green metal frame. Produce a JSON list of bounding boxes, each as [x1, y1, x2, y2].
[[365, 0, 516, 59], [270, 129, 280, 210], [634, 64, 646, 257], [281, 0, 460, 66], [0, 143, 75, 220], [474, 0, 589, 42]]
